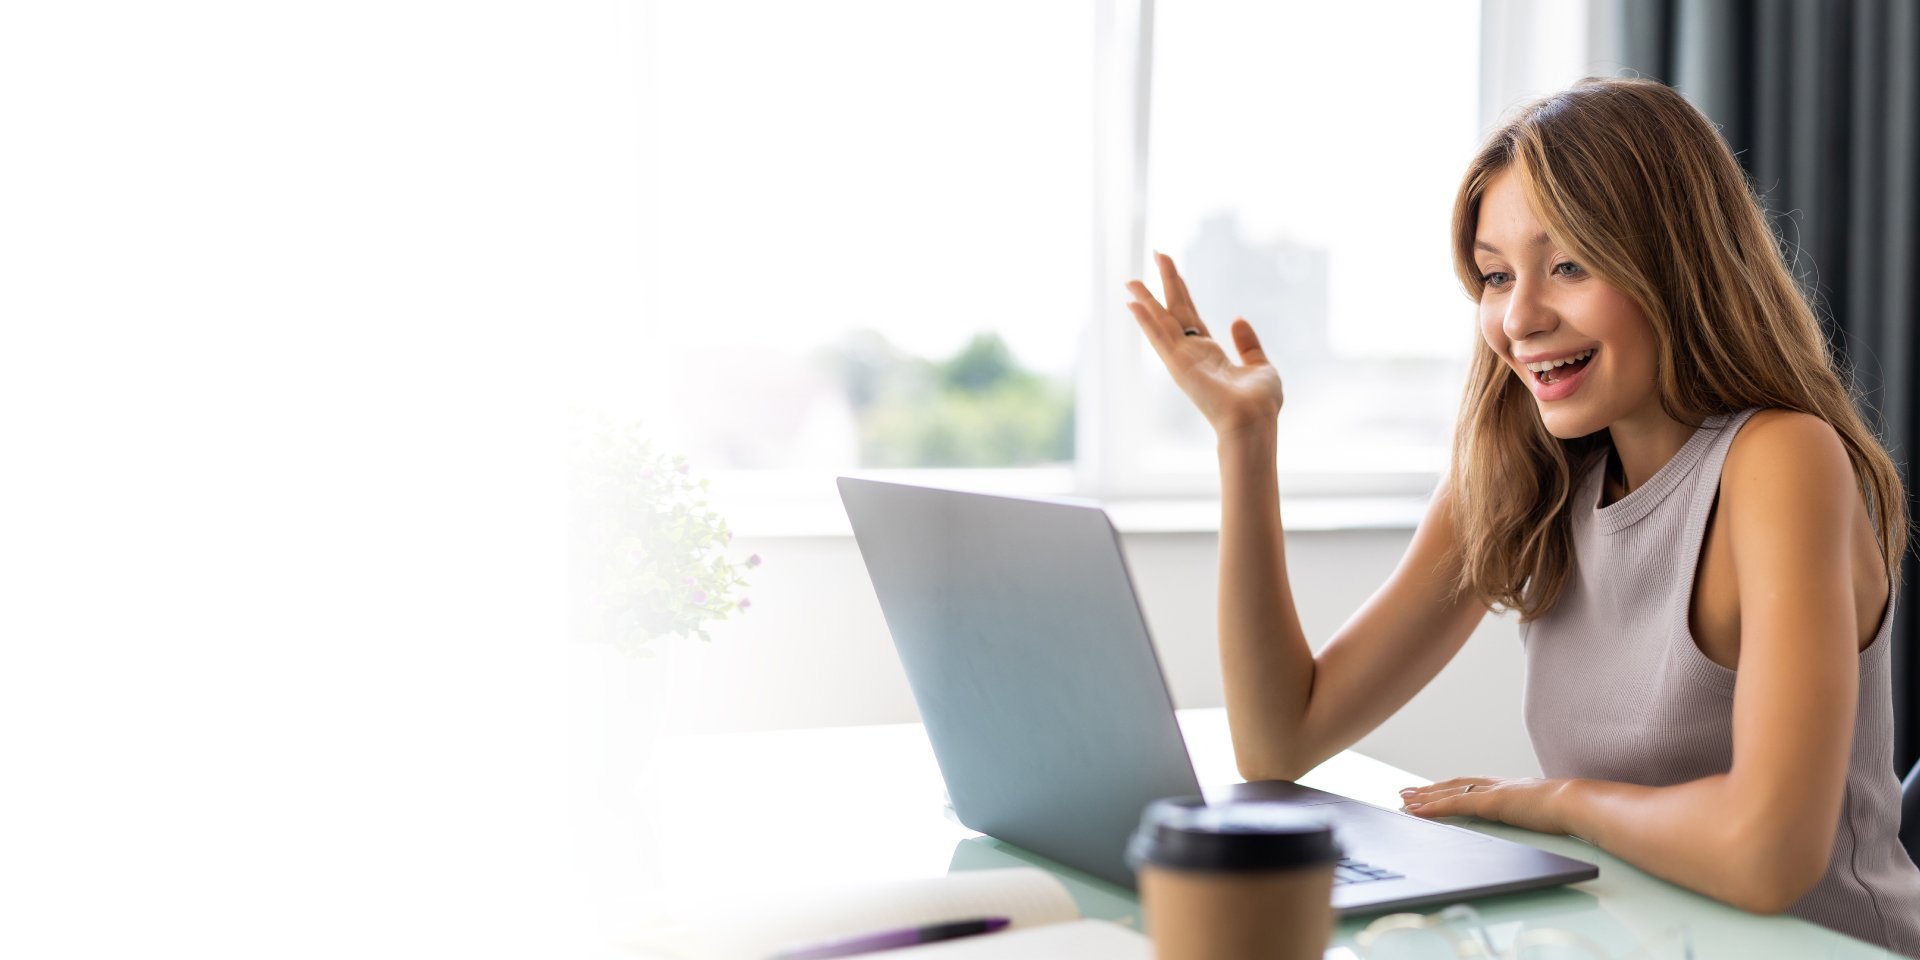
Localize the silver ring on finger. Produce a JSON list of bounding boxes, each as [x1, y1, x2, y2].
[[1183, 328, 1201, 337], [1462, 783, 1475, 794]]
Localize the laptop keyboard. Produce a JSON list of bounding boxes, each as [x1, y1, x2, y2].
[[1333, 857, 1404, 886]]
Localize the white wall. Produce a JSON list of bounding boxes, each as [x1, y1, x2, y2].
[[640, 528, 1544, 781]]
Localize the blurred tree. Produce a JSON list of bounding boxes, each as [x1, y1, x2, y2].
[[821, 330, 1073, 467], [944, 332, 1018, 393]]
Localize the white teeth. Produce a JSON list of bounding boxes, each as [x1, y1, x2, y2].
[[1525, 349, 1593, 373]]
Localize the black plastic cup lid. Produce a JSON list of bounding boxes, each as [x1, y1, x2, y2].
[[1127, 797, 1341, 873]]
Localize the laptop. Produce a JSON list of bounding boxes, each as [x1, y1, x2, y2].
[[837, 477, 1598, 915]]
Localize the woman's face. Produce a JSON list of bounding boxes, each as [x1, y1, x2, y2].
[[1474, 168, 1663, 440]]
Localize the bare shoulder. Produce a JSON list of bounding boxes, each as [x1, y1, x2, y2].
[[1721, 409, 1857, 535], [1725, 409, 1854, 489], [1731, 407, 1846, 447]]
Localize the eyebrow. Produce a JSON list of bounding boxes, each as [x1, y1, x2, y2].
[[1474, 232, 1551, 255]]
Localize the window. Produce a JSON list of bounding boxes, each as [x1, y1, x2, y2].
[[632, 1, 1092, 484], [1094, 0, 1483, 498], [626, 0, 1595, 518]]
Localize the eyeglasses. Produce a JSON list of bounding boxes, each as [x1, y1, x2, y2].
[[1352, 904, 1693, 960]]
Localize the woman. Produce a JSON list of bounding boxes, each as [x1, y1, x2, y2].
[[1126, 77, 1920, 953]]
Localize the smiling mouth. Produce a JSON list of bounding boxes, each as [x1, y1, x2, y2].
[[1532, 350, 1595, 385]]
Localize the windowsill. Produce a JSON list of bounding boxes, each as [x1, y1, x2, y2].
[[1104, 495, 1429, 533], [695, 466, 1437, 538], [721, 492, 1430, 538]]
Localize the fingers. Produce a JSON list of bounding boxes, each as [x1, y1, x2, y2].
[[1230, 318, 1267, 366], [1400, 778, 1494, 817], [1125, 281, 1181, 345], [1126, 301, 1172, 357], [1155, 252, 1211, 338], [1128, 253, 1217, 343], [1405, 797, 1457, 818]]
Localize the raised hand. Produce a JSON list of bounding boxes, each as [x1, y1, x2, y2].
[[1125, 252, 1284, 439]]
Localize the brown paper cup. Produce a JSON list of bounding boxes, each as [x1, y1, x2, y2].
[[1128, 798, 1339, 960]]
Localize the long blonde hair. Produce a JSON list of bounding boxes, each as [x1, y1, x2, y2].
[[1447, 77, 1908, 620]]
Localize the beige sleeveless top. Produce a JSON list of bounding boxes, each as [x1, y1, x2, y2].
[[1521, 408, 1920, 954]]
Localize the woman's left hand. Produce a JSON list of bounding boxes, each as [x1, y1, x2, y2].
[[1399, 777, 1575, 835]]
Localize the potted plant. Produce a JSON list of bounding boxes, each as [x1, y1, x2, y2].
[[569, 419, 761, 907], [571, 421, 756, 653]]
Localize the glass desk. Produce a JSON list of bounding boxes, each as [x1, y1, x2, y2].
[[591, 709, 1896, 958]]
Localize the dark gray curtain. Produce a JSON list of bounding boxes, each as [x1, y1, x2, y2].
[[1612, 0, 1920, 774]]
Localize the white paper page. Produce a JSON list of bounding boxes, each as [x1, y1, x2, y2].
[[694, 868, 1080, 960], [864, 918, 1151, 958]]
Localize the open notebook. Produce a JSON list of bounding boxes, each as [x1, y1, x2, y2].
[[677, 868, 1147, 959]]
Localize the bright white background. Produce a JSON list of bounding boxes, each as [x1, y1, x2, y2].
[[0, 2, 1606, 956], [2, 2, 631, 956]]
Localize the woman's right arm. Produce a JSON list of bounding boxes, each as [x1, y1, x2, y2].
[[1214, 405, 1487, 783], [1130, 254, 1489, 782]]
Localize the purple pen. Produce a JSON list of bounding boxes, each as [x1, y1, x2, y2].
[[771, 917, 1012, 960]]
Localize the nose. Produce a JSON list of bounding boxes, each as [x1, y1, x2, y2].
[[1501, 276, 1557, 346]]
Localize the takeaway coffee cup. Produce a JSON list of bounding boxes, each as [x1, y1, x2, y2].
[[1127, 797, 1341, 960]]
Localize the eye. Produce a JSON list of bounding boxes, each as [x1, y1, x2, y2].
[[1480, 271, 1512, 288], [1553, 261, 1585, 278]]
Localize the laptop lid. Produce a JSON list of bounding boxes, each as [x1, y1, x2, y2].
[[837, 477, 1202, 886]]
